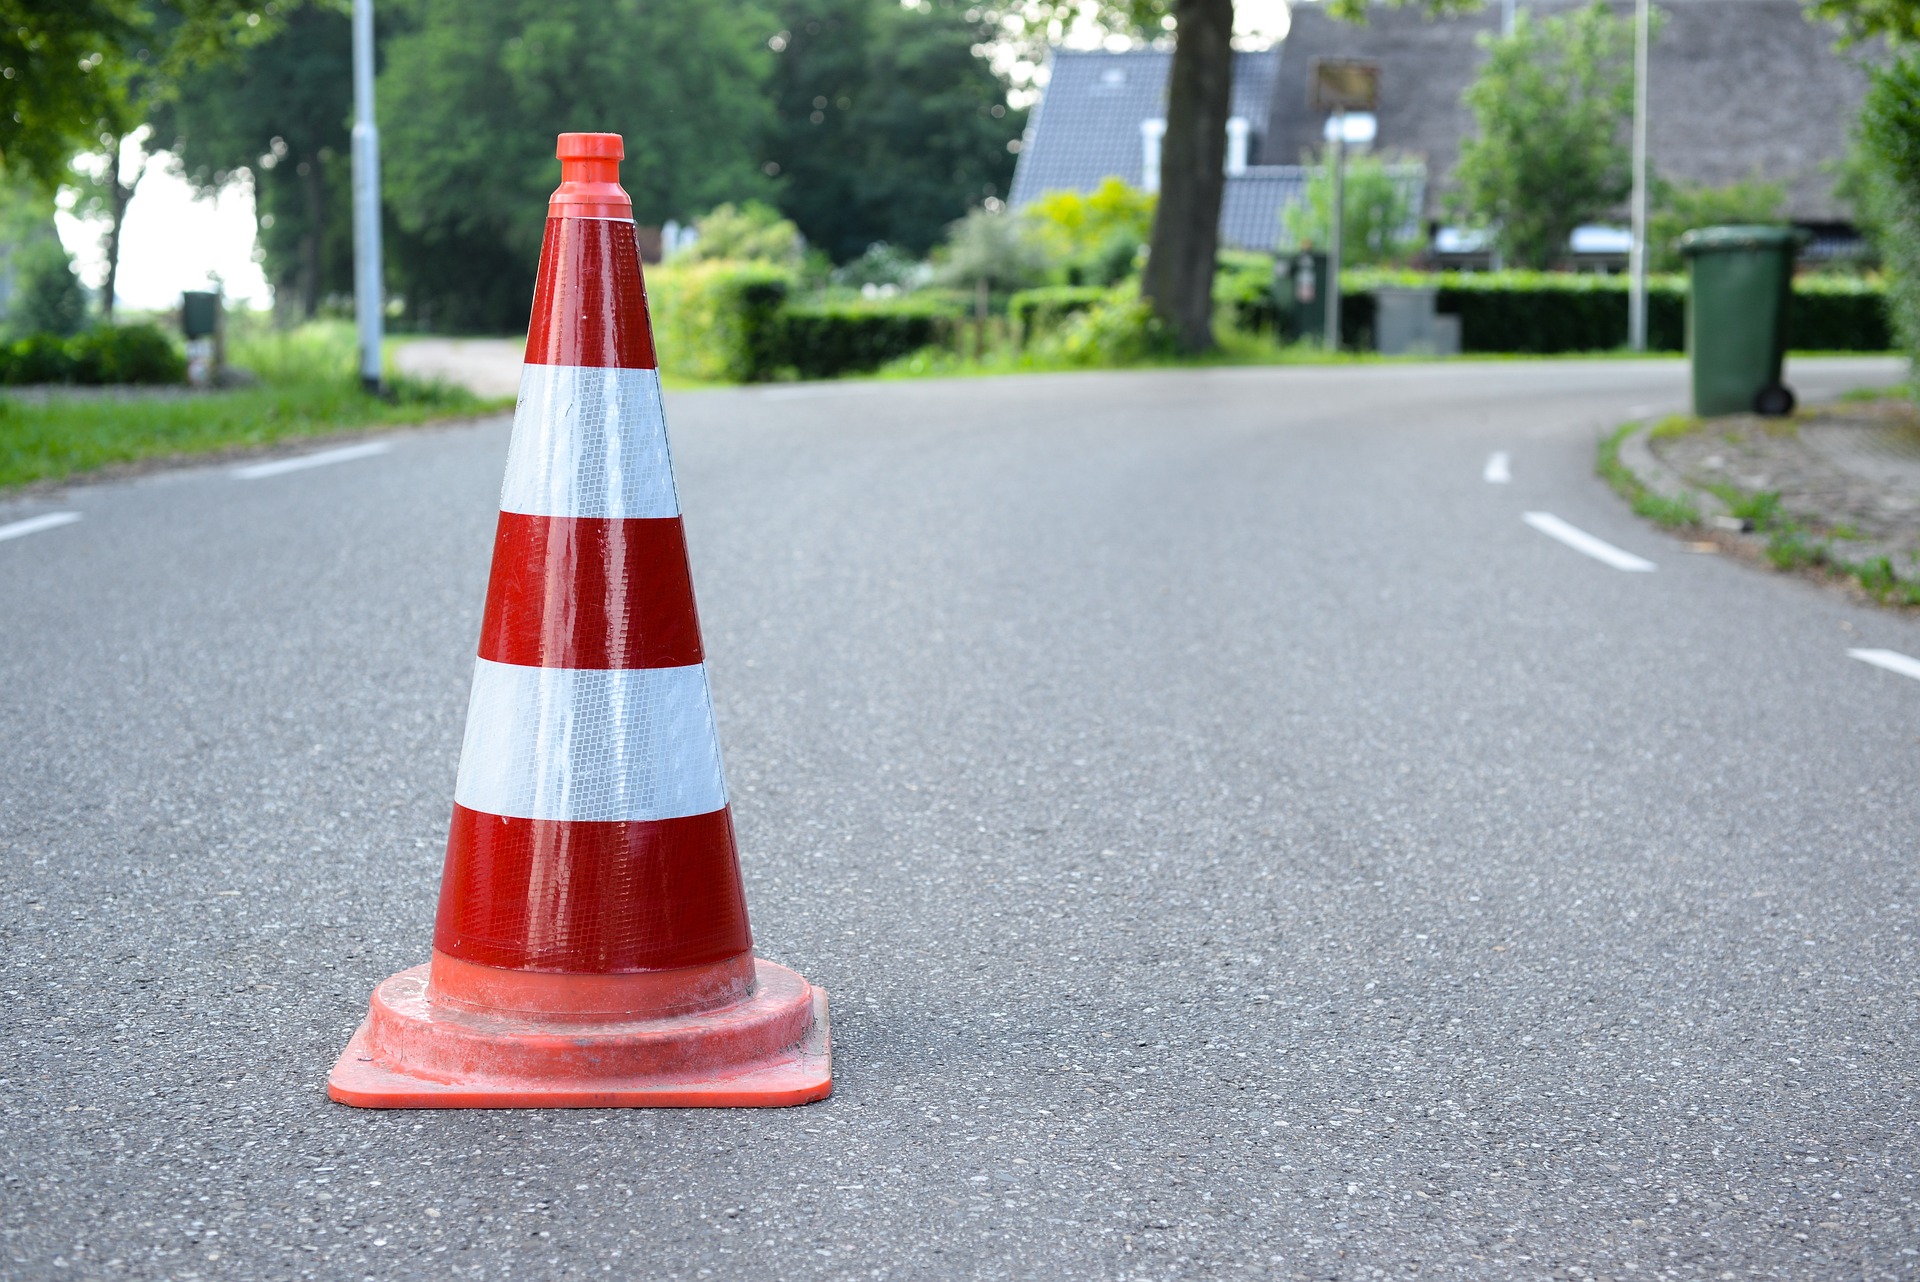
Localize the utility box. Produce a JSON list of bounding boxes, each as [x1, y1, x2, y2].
[[180, 290, 223, 387], [1275, 250, 1329, 344], [1374, 286, 1460, 357]]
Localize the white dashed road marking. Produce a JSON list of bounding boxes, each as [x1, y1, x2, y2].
[[1523, 511, 1656, 572], [1848, 648, 1920, 682], [233, 441, 391, 480], [0, 512, 81, 543], [1483, 451, 1511, 483]]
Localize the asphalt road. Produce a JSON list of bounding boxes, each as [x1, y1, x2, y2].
[[2, 357, 1916, 1281]]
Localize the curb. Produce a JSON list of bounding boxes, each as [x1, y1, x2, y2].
[[1613, 419, 1731, 521]]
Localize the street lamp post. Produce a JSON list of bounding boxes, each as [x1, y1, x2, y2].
[[1627, 0, 1650, 352], [351, 0, 384, 393], [1326, 109, 1344, 352]]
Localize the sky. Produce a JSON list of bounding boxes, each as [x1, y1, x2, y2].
[[56, 144, 273, 314], [54, 0, 1295, 316]]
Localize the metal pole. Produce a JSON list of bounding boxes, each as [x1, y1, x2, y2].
[[351, 0, 384, 393], [1326, 111, 1344, 352], [1627, 0, 1650, 351]]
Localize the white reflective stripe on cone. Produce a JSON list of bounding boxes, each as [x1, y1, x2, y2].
[[501, 366, 679, 519], [454, 658, 727, 822]]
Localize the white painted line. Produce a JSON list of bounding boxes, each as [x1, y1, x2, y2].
[[1483, 451, 1511, 484], [0, 512, 81, 543], [1523, 511, 1656, 572], [233, 440, 391, 479], [1848, 648, 1920, 683]]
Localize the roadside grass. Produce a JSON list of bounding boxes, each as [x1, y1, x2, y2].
[[1599, 413, 1920, 606], [0, 321, 509, 492]]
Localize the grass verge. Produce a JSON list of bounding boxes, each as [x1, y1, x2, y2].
[[0, 321, 509, 492], [1598, 413, 1920, 607]]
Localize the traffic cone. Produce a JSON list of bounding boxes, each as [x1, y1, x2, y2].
[[327, 133, 831, 1109]]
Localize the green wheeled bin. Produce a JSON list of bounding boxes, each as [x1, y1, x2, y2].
[[1679, 225, 1808, 417], [1273, 249, 1329, 345]]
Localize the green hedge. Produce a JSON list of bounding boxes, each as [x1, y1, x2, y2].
[[1010, 286, 1109, 346], [777, 302, 956, 379], [0, 324, 187, 385], [1235, 268, 1892, 353], [649, 260, 962, 381]]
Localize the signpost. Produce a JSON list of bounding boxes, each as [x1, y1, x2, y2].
[[1310, 60, 1379, 352]]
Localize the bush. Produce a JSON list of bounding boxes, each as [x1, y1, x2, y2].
[[70, 324, 188, 384], [1857, 52, 1920, 370], [1009, 285, 1109, 345], [0, 324, 187, 385], [646, 261, 793, 382], [1040, 295, 1173, 367], [1334, 270, 1887, 353], [1, 333, 77, 384], [8, 236, 88, 339], [1791, 276, 1894, 351], [776, 301, 958, 379]]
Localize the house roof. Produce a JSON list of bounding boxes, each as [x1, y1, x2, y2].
[[1008, 48, 1284, 209], [1267, 0, 1883, 222]]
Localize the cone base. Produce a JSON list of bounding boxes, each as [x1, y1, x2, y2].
[[326, 959, 831, 1109]]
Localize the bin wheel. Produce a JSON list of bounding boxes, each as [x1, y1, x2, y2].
[[1753, 383, 1796, 417]]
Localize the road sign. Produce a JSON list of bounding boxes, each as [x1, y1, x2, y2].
[[1311, 58, 1380, 113]]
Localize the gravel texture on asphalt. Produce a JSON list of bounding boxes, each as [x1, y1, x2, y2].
[[1, 358, 1914, 1282]]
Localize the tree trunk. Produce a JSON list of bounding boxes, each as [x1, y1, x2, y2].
[[1141, 0, 1234, 353], [100, 135, 136, 323], [298, 156, 326, 319]]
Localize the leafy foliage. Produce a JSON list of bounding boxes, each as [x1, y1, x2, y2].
[[767, 0, 1023, 262], [1647, 176, 1787, 272], [0, 322, 184, 384], [932, 208, 1051, 291], [150, 3, 355, 319], [9, 238, 90, 339], [1856, 50, 1920, 375], [1452, 2, 1639, 269], [377, 0, 775, 330], [679, 201, 803, 265], [1023, 178, 1155, 286], [1281, 156, 1425, 267], [1806, 0, 1920, 44]]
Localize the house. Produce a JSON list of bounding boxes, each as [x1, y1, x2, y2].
[[1009, 0, 1879, 256]]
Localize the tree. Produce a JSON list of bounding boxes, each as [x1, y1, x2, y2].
[[1857, 52, 1920, 370], [0, 1, 281, 318], [1645, 175, 1785, 272], [1024, 177, 1156, 284], [377, 0, 775, 331], [1807, 0, 1920, 43], [152, 2, 356, 320], [1281, 155, 1425, 266], [767, 0, 1023, 262], [679, 201, 802, 263], [1451, 2, 1639, 270]]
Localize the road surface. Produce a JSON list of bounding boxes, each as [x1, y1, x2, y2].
[[2, 358, 1915, 1280]]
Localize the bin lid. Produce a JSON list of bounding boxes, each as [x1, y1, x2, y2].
[[1677, 224, 1808, 256]]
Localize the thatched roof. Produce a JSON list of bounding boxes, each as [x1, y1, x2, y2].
[[1265, 0, 1883, 222]]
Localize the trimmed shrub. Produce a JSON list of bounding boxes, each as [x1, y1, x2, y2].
[[1334, 270, 1888, 353], [1791, 276, 1895, 352], [777, 301, 958, 379], [0, 324, 187, 385], [645, 260, 793, 382], [70, 324, 188, 384], [1009, 285, 1109, 345]]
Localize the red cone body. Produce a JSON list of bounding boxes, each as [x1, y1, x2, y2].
[[327, 133, 831, 1109]]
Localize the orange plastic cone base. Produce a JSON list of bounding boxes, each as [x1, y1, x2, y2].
[[326, 959, 831, 1109]]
